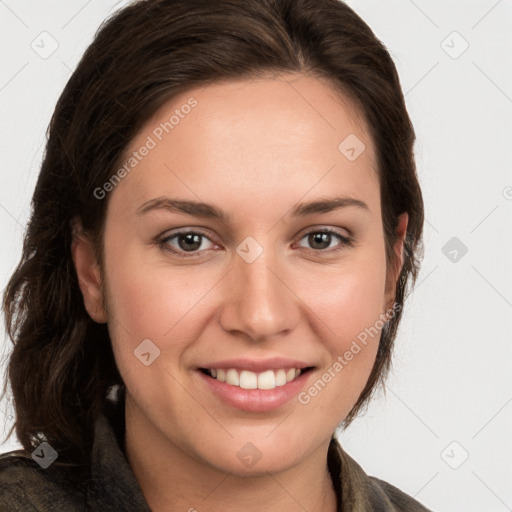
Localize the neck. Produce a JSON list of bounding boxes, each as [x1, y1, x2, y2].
[[124, 398, 338, 512]]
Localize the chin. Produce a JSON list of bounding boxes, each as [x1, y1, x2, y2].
[[195, 436, 305, 477]]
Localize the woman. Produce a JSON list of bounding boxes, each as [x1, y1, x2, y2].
[[0, 0, 430, 510]]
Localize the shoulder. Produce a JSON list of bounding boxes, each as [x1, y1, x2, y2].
[[0, 449, 86, 512], [0, 450, 47, 511], [367, 475, 434, 511], [0, 449, 43, 488], [329, 438, 433, 511]]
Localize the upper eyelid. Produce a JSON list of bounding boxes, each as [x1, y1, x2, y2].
[[295, 228, 352, 248], [161, 228, 219, 244]]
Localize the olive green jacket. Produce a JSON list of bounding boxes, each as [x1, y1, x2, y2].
[[0, 391, 433, 511]]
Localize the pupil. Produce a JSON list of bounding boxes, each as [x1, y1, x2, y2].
[[310, 232, 330, 250], [179, 233, 201, 251]]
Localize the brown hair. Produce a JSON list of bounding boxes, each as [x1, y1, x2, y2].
[[1, 0, 423, 469]]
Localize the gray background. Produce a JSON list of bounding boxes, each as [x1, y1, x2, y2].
[[1, 1, 511, 510]]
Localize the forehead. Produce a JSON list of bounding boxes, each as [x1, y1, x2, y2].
[[108, 73, 379, 218]]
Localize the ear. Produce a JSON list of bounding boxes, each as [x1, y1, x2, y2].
[[70, 217, 108, 323], [384, 212, 409, 310]]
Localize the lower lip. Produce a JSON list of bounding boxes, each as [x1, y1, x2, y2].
[[196, 369, 314, 412]]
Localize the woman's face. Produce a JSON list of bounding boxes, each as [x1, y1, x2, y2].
[[78, 72, 405, 475]]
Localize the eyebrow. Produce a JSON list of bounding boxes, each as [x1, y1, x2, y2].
[[136, 195, 369, 221]]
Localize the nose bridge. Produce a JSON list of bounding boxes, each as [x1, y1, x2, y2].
[[221, 242, 298, 340]]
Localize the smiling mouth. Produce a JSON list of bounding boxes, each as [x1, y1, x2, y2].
[[199, 366, 315, 390]]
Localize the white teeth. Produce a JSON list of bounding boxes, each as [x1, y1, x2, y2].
[[239, 370, 258, 389], [257, 370, 275, 390], [206, 367, 305, 390], [275, 369, 287, 386], [225, 368, 240, 386]]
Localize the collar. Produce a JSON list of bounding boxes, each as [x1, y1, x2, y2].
[[86, 385, 421, 512], [86, 387, 152, 511]]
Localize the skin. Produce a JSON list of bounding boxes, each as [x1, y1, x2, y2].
[[72, 72, 407, 512]]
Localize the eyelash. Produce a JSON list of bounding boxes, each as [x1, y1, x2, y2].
[[156, 228, 353, 258]]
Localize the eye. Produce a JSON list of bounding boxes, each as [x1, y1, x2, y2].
[[156, 227, 352, 258], [296, 228, 352, 253], [158, 230, 218, 257]]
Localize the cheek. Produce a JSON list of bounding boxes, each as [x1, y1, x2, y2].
[[102, 240, 219, 364], [298, 249, 388, 399], [303, 250, 388, 342]]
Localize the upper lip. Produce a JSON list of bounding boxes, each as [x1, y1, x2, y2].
[[198, 357, 315, 373]]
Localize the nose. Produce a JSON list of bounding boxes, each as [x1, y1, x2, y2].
[[218, 246, 301, 342]]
